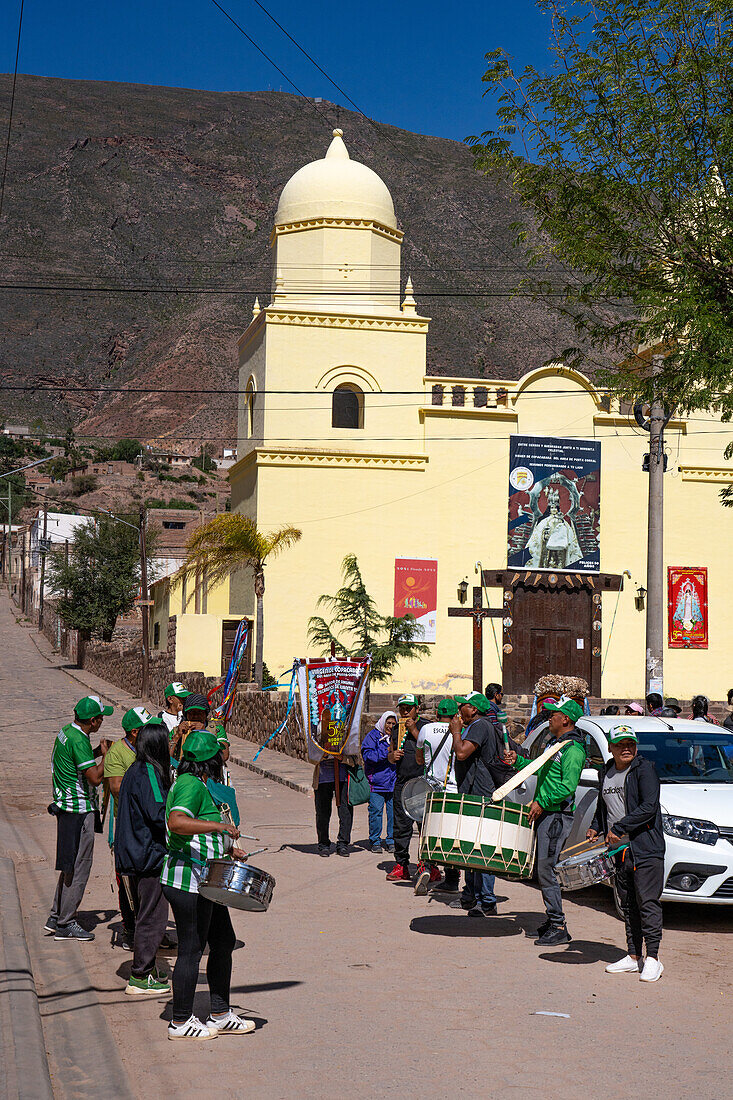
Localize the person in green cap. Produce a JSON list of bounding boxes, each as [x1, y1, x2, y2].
[[161, 729, 254, 1041], [504, 694, 586, 946], [46, 695, 113, 941], [160, 682, 191, 738], [413, 698, 460, 894], [104, 706, 151, 950]]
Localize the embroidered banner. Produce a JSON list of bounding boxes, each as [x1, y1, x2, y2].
[[393, 558, 438, 643], [508, 435, 601, 573], [296, 658, 371, 763], [668, 567, 708, 648]]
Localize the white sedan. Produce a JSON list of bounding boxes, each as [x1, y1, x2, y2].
[[517, 715, 733, 905]]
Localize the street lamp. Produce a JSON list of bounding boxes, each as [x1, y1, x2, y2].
[[635, 585, 647, 611], [457, 579, 468, 605]]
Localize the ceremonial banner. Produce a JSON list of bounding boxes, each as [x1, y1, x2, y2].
[[668, 567, 708, 649], [296, 658, 371, 763], [394, 558, 438, 643], [508, 435, 601, 573]]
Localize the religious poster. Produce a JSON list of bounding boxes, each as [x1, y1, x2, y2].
[[296, 657, 371, 763], [507, 435, 601, 573], [668, 567, 708, 648], [394, 558, 438, 642]]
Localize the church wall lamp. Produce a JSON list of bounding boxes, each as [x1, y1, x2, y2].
[[635, 585, 647, 611], [457, 579, 468, 605]]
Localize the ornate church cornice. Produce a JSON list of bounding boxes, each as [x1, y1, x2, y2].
[[262, 309, 429, 333], [229, 447, 428, 477], [270, 217, 404, 244]]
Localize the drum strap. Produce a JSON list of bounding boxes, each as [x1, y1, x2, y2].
[[425, 731, 452, 784]]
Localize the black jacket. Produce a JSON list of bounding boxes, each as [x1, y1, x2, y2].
[[392, 718, 428, 785], [455, 717, 524, 797], [114, 761, 170, 876], [590, 754, 665, 860]]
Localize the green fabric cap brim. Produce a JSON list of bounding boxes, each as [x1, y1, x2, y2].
[[436, 699, 458, 718], [181, 730, 221, 762], [608, 728, 638, 744], [545, 700, 584, 723]]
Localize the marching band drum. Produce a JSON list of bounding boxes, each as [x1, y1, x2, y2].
[[419, 790, 537, 878]]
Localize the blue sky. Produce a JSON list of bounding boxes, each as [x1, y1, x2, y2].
[[2, 0, 554, 142]]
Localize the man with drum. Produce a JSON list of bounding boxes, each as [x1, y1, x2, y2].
[[504, 696, 586, 945], [414, 698, 460, 894], [587, 724, 665, 982], [386, 694, 427, 883]]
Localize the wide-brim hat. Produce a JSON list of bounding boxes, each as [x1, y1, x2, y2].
[[181, 729, 220, 762]]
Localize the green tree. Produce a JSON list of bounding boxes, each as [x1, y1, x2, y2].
[[308, 555, 430, 689], [469, 0, 733, 415], [175, 514, 302, 687], [47, 516, 158, 643], [111, 438, 142, 463]]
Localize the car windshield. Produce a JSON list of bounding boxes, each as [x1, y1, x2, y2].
[[636, 731, 733, 783]]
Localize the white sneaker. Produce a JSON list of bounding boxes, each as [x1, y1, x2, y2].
[[605, 954, 641, 974], [168, 1015, 218, 1041], [206, 1009, 256, 1035], [639, 957, 664, 982]]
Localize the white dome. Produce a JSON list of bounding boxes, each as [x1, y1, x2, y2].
[[274, 130, 397, 229]]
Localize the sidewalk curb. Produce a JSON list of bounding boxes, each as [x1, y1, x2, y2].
[[0, 856, 54, 1100], [229, 751, 311, 795]]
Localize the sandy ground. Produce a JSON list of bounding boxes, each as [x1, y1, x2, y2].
[[0, 595, 731, 1099]]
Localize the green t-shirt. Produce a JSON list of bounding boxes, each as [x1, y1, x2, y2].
[[160, 773, 226, 893], [103, 737, 137, 812], [52, 723, 97, 813]]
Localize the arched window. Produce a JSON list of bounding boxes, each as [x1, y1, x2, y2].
[[332, 384, 364, 429], [245, 380, 256, 439]]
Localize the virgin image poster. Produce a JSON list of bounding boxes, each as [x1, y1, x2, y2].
[[668, 567, 708, 648], [296, 658, 371, 763], [508, 435, 601, 572]]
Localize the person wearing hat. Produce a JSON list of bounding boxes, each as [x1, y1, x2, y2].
[[587, 724, 665, 982], [415, 698, 461, 894], [449, 692, 523, 916], [114, 716, 173, 996], [624, 702, 644, 716], [160, 682, 191, 737], [385, 694, 428, 882], [664, 698, 682, 716], [162, 730, 254, 1040], [505, 696, 586, 945], [46, 695, 113, 941], [172, 693, 230, 764], [104, 705, 151, 950]]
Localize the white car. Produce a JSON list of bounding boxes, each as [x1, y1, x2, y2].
[[517, 715, 733, 906]]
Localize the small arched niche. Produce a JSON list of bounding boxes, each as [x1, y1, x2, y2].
[[332, 383, 364, 429]]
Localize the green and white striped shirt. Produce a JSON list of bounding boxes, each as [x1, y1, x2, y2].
[[160, 773, 226, 893], [51, 723, 97, 813]]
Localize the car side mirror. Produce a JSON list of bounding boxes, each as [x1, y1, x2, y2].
[[580, 768, 599, 787]]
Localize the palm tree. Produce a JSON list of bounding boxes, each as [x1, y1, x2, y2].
[[176, 514, 301, 687]]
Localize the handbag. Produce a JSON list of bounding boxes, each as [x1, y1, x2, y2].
[[345, 763, 371, 806]]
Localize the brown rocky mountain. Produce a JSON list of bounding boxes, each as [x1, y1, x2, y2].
[[0, 74, 583, 444]]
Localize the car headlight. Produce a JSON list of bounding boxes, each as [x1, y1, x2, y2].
[[662, 815, 719, 846]]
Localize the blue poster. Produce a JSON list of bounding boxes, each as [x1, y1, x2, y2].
[[508, 435, 601, 572]]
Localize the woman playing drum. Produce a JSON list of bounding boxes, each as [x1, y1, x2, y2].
[[161, 730, 254, 1041]]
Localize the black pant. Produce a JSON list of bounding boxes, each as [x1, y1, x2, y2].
[[162, 885, 236, 1022], [314, 782, 353, 847], [615, 853, 664, 958], [123, 874, 169, 979], [392, 782, 415, 868], [117, 872, 137, 935]]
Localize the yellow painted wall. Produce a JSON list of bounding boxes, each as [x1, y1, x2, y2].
[[175, 614, 226, 678]]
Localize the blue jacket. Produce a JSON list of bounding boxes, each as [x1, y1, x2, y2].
[[361, 726, 396, 793]]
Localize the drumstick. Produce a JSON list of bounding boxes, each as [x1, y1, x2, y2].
[[491, 739, 571, 802]]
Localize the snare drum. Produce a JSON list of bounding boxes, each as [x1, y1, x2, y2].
[[401, 776, 442, 823], [199, 859, 275, 912], [419, 791, 535, 878], [554, 844, 617, 891]]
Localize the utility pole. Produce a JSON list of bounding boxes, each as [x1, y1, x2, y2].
[[645, 355, 665, 699], [21, 528, 26, 612], [139, 506, 150, 702], [3, 481, 11, 582], [38, 500, 48, 630]]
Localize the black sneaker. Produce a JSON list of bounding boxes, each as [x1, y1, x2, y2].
[[336, 845, 349, 857], [55, 921, 95, 941], [383, 842, 395, 853], [44, 916, 58, 934], [448, 897, 476, 911], [318, 844, 331, 857], [534, 924, 572, 946], [438, 879, 461, 894], [121, 930, 135, 951], [468, 904, 497, 917], [370, 843, 383, 854], [159, 932, 178, 950], [535, 918, 551, 938]]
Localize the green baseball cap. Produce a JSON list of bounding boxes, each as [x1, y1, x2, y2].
[[164, 681, 191, 700], [436, 698, 458, 718], [181, 729, 221, 762], [141, 716, 166, 730], [121, 706, 151, 733], [608, 723, 638, 744], [75, 695, 113, 720], [397, 693, 419, 708], [454, 691, 491, 714], [545, 695, 584, 723]]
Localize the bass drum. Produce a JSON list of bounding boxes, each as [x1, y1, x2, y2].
[[199, 859, 275, 912], [419, 791, 536, 878]]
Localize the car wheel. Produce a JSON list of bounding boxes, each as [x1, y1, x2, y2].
[[612, 876, 624, 920]]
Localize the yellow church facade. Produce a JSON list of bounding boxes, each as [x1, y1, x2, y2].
[[216, 130, 733, 701]]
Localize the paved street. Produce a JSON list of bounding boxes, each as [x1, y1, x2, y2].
[[0, 592, 731, 1099]]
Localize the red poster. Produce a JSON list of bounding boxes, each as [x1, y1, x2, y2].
[[668, 567, 708, 649], [394, 558, 437, 643]]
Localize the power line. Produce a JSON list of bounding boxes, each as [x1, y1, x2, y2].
[[0, 0, 24, 222]]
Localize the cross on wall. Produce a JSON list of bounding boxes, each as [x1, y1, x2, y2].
[[447, 586, 503, 692]]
